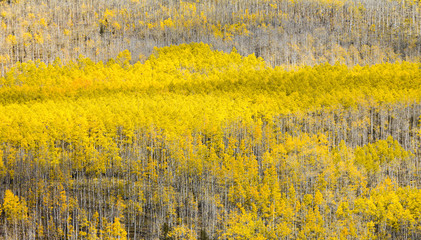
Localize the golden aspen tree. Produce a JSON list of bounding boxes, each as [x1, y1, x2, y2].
[[1, 189, 28, 238], [1, 189, 28, 222]]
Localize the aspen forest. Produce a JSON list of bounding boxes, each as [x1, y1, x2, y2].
[[1, 0, 421, 239]]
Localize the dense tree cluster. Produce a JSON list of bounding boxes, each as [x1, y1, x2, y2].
[[0, 43, 420, 239], [1, 0, 421, 75]]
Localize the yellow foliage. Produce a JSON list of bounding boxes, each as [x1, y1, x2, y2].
[[168, 224, 197, 240], [6, 34, 17, 45], [0, 43, 420, 239], [1, 189, 28, 222]]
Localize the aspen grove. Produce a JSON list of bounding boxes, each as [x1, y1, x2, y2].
[[0, 1, 421, 240]]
